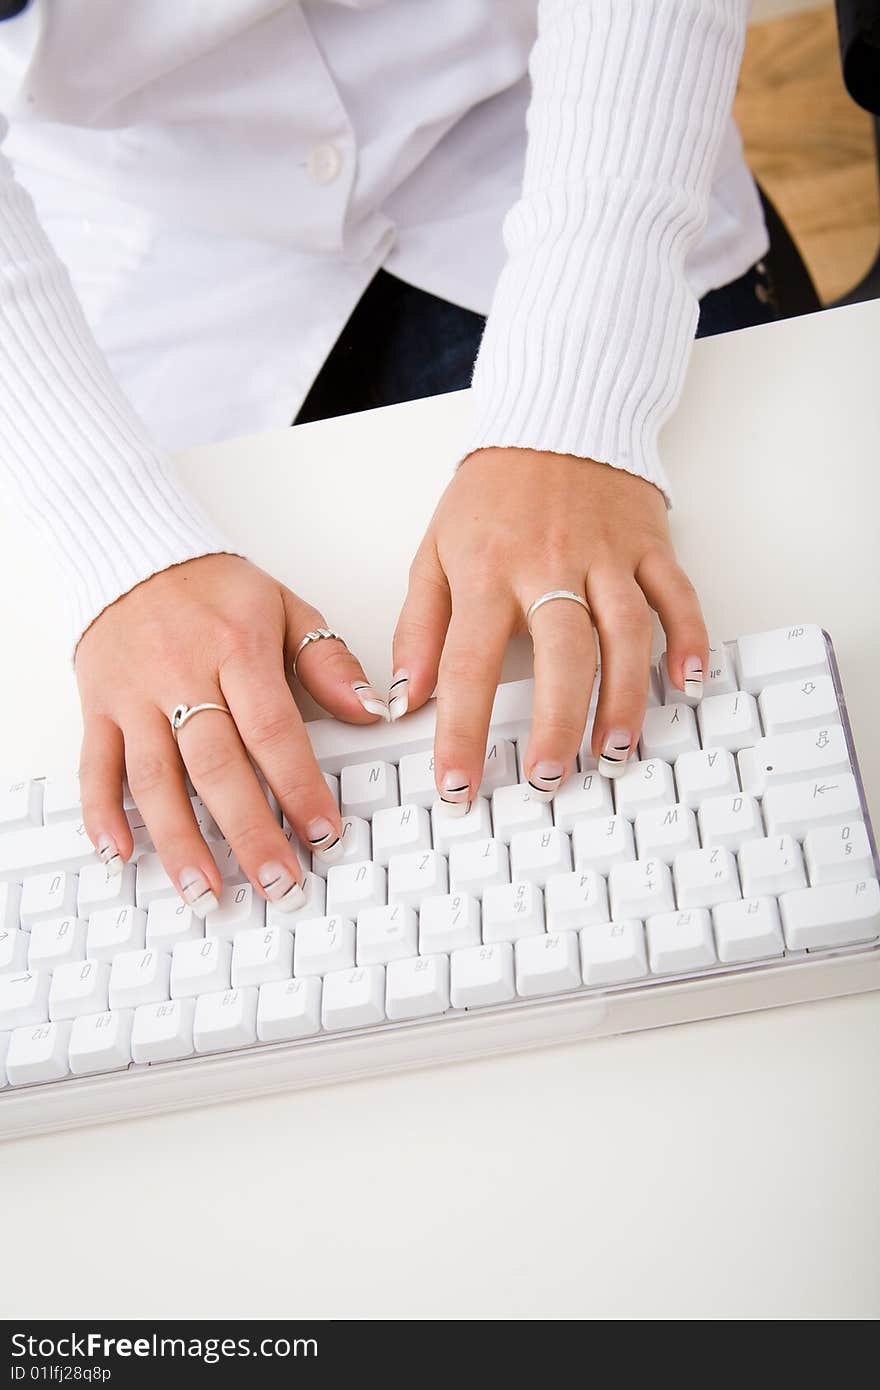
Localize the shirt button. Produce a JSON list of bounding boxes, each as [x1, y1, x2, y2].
[[308, 143, 343, 185]]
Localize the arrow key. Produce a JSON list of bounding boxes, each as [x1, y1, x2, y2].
[[0, 969, 50, 1031]]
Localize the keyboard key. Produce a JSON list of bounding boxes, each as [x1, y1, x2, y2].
[[544, 869, 609, 933], [0, 779, 43, 831], [674, 749, 738, 811], [480, 739, 519, 796], [509, 827, 571, 886], [481, 881, 544, 943], [431, 796, 492, 853], [762, 774, 860, 838], [146, 899, 204, 954], [398, 750, 438, 808], [326, 860, 386, 918], [490, 784, 552, 842], [231, 926, 294, 988], [371, 804, 431, 867], [609, 858, 674, 919], [551, 771, 613, 831], [660, 645, 737, 703], [579, 920, 647, 985], [311, 816, 371, 877], [697, 793, 762, 851], [0, 970, 50, 1030], [450, 942, 515, 1008], [49, 959, 110, 1021], [634, 803, 698, 864], [739, 726, 850, 797], [170, 937, 232, 999], [28, 916, 87, 972], [804, 822, 874, 886], [20, 871, 78, 929], [266, 871, 326, 928], [515, 931, 581, 996], [673, 846, 740, 910], [131, 998, 195, 1062], [194, 987, 259, 1052], [134, 852, 179, 908], [108, 948, 171, 1010], [713, 897, 784, 963], [779, 878, 880, 951], [386, 953, 450, 1020], [758, 674, 840, 736], [697, 691, 761, 752], [356, 903, 418, 965], [0, 819, 94, 883], [0, 927, 29, 972], [293, 916, 356, 977], [341, 761, 399, 818], [68, 1009, 134, 1075], [613, 760, 676, 819], [204, 883, 265, 942], [738, 835, 806, 898], [256, 976, 322, 1041], [0, 882, 21, 931], [448, 837, 508, 896], [647, 909, 716, 974], [572, 814, 635, 873], [387, 849, 448, 908], [735, 624, 828, 694], [6, 1020, 71, 1086], [640, 704, 699, 761], [322, 965, 386, 1030], [86, 905, 147, 961], [418, 893, 481, 954], [77, 860, 137, 918], [42, 773, 83, 823], [658, 652, 704, 708]]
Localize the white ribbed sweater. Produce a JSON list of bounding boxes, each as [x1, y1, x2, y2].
[[0, 0, 749, 652]]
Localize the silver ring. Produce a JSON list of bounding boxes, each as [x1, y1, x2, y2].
[[526, 589, 590, 637], [170, 702, 233, 741], [292, 627, 346, 679]]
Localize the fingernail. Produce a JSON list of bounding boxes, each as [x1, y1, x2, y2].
[[306, 818, 343, 864], [388, 669, 409, 721], [526, 761, 565, 802], [96, 834, 123, 877], [598, 731, 632, 779], [257, 862, 307, 910], [683, 656, 704, 700], [179, 868, 220, 917], [352, 682, 390, 720], [439, 771, 471, 818]]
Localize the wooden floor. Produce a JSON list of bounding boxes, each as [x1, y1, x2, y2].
[[735, 3, 879, 304]]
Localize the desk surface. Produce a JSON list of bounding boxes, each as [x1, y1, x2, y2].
[[1, 302, 879, 1320]]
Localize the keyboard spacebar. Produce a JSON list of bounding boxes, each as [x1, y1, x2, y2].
[[0, 821, 95, 881]]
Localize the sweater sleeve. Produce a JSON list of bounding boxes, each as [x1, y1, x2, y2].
[[0, 118, 238, 654], [465, 0, 751, 502]]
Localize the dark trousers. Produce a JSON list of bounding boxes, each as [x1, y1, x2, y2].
[[295, 260, 778, 426]]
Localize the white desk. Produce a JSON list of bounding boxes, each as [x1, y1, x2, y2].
[[1, 302, 879, 1320]]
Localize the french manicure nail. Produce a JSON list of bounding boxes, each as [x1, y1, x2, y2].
[[439, 771, 471, 818], [258, 862, 307, 910], [96, 833, 123, 878], [683, 656, 704, 700], [598, 731, 632, 779], [306, 818, 343, 863], [352, 682, 390, 720], [526, 761, 565, 802], [179, 868, 220, 917], [388, 669, 409, 721]]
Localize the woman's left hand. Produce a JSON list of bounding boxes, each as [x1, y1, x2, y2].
[[391, 446, 709, 806]]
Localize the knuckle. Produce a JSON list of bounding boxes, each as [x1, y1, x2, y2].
[[183, 739, 238, 785], [126, 750, 176, 801], [244, 702, 294, 751], [535, 710, 584, 744]]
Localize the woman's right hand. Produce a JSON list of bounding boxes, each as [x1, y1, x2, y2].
[[74, 553, 388, 914]]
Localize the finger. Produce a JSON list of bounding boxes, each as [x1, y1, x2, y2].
[[123, 709, 222, 914], [172, 693, 307, 912], [79, 715, 134, 872], [637, 551, 710, 701], [586, 569, 654, 778], [520, 587, 597, 800], [391, 538, 451, 720], [219, 644, 344, 865], [433, 589, 516, 814], [281, 588, 389, 723]]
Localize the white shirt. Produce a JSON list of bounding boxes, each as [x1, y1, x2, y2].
[[0, 0, 767, 648]]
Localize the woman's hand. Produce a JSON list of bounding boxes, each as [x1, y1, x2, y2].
[[75, 554, 387, 913], [392, 447, 708, 806]]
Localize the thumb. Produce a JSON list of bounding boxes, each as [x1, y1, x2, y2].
[[390, 538, 451, 721]]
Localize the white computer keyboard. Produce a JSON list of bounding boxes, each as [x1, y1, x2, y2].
[[1, 623, 878, 1139]]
